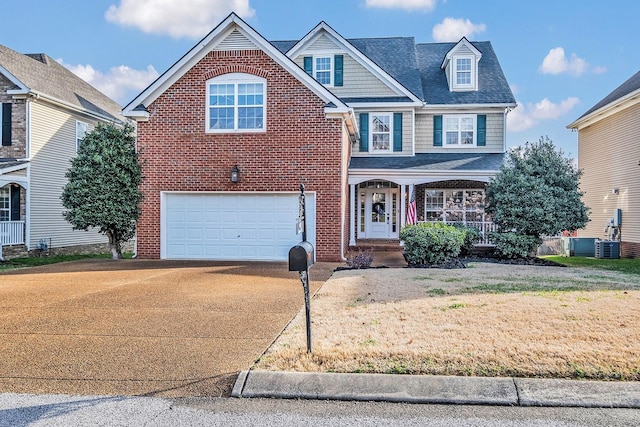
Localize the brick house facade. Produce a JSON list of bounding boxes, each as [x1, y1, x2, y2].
[[135, 49, 348, 261], [124, 14, 515, 262]]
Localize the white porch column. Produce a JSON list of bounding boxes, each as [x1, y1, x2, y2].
[[400, 184, 406, 228], [349, 184, 356, 246]]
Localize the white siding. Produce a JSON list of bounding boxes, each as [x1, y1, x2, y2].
[[578, 102, 640, 245], [215, 28, 258, 51], [28, 101, 107, 249]]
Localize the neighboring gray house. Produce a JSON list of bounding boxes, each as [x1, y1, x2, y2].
[[0, 44, 126, 258], [568, 70, 640, 258]]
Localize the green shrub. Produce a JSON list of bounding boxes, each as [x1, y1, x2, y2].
[[400, 222, 465, 266], [451, 224, 483, 256], [489, 232, 541, 259]]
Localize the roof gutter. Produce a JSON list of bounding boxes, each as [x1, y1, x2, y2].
[[13, 89, 126, 125], [567, 88, 640, 130]]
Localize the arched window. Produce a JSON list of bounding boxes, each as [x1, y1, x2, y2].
[[206, 73, 266, 132]]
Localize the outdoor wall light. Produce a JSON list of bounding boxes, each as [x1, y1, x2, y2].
[[230, 165, 240, 183], [612, 187, 619, 195]]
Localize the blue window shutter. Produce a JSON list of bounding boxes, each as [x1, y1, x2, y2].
[[303, 56, 312, 75], [359, 113, 369, 151], [10, 185, 20, 221], [393, 112, 403, 152], [334, 55, 343, 86], [1, 103, 11, 146], [433, 115, 442, 147], [477, 114, 486, 146]]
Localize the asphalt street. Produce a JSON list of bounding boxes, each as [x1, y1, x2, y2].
[[1, 393, 639, 426]]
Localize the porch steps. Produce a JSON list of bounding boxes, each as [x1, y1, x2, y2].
[[346, 240, 405, 267]]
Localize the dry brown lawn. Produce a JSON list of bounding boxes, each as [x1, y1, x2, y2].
[[255, 262, 640, 380]]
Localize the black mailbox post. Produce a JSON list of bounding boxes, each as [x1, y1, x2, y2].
[[289, 184, 314, 353], [288, 241, 314, 272]]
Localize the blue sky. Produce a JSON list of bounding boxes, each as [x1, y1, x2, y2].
[[2, 0, 639, 157]]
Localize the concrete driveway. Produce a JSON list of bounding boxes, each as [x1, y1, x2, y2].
[[0, 259, 337, 397]]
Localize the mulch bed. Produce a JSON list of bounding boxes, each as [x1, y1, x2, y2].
[[409, 255, 566, 269]]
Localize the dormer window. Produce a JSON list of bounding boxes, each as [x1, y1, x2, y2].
[[441, 38, 482, 92], [455, 57, 473, 86]]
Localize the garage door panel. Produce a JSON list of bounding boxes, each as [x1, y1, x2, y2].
[[164, 193, 315, 260]]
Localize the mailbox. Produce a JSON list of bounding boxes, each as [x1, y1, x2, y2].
[[288, 241, 314, 271]]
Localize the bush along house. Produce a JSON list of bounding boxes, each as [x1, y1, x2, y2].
[[123, 13, 516, 262]]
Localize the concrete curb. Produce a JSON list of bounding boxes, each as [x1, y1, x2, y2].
[[232, 371, 640, 408]]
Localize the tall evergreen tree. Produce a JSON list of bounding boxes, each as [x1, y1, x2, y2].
[[486, 136, 590, 254], [61, 123, 142, 259]]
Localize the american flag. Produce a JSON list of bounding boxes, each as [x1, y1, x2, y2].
[[406, 188, 417, 225]]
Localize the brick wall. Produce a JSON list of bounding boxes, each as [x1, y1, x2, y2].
[[136, 49, 346, 261], [622, 241, 640, 259], [0, 74, 27, 159]]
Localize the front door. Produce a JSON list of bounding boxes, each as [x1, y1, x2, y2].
[[365, 189, 398, 239]]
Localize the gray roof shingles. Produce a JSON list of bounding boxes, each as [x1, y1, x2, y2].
[[576, 70, 640, 120], [349, 153, 505, 171], [271, 37, 514, 106], [0, 44, 124, 123]]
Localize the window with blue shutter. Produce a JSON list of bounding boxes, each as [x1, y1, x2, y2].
[[1, 103, 11, 146], [433, 115, 442, 147], [303, 56, 312, 75], [359, 113, 369, 151], [334, 55, 343, 87], [477, 114, 486, 146], [393, 112, 402, 152], [10, 185, 20, 221]]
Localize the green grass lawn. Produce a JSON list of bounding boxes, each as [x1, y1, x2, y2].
[[0, 253, 133, 272], [543, 255, 640, 276]]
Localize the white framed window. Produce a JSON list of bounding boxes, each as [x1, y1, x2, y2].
[[76, 121, 88, 152], [452, 55, 476, 90], [370, 113, 393, 152], [444, 114, 476, 146], [0, 187, 9, 222], [424, 189, 486, 223], [207, 73, 266, 132], [314, 56, 333, 85]]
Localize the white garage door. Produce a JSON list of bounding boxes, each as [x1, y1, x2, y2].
[[162, 192, 315, 260]]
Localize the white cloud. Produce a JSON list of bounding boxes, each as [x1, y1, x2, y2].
[[105, 0, 255, 39], [538, 47, 606, 76], [507, 97, 580, 132], [365, 0, 437, 11], [432, 17, 486, 42], [59, 59, 159, 104]]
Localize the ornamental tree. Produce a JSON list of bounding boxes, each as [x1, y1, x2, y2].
[[486, 136, 589, 255], [61, 123, 142, 259]]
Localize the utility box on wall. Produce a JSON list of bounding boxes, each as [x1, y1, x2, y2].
[[562, 237, 597, 257]]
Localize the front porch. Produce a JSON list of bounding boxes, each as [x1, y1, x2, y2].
[[347, 179, 497, 247], [0, 220, 25, 246]]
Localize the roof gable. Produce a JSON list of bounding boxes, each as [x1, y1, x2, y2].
[[283, 22, 424, 104], [123, 13, 350, 118]]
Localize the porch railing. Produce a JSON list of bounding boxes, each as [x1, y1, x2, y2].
[[417, 220, 497, 245], [0, 221, 25, 245]]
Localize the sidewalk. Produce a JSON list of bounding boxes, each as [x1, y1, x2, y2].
[[232, 371, 640, 408]]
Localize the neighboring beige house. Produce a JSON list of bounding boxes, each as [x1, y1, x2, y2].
[[0, 44, 126, 258], [567, 70, 640, 258]]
